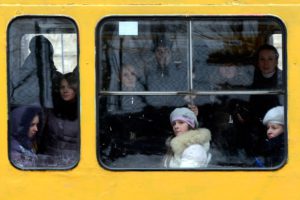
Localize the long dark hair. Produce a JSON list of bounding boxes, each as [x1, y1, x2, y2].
[[53, 72, 78, 120], [10, 106, 42, 151]]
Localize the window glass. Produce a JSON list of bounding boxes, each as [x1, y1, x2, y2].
[[21, 34, 77, 73], [97, 17, 286, 170], [8, 17, 80, 169]]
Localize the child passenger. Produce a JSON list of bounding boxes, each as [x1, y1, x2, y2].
[[10, 106, 42, 167], [163, 107, 211, 168], [260, 106, 285, 167]]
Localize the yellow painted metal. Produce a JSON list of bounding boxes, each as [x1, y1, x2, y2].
[[0, 1, 299, 200]]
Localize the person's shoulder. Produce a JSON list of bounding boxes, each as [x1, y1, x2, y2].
[[184, 144, 205, 153], [181, 144, 209, 164]]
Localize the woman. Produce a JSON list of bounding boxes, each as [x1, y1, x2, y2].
[[10, 106, 42, 167], [250, 44, 282, 119], [163, 107, 211, 168], [42, 72, 79, 167]]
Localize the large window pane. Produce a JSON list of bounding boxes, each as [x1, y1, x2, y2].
[[8, 17, 80, 169], [97, 17, 286, 170]]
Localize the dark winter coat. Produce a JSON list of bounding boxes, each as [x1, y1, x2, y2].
[[44, 111, 79, 157], [249, 69, 281, 120], [41, 97, 79, 166], [263, 133, 286, 167]]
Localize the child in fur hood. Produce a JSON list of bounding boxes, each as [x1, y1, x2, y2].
[[163, 107, 212, 168]]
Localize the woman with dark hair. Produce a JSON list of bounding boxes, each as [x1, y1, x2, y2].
[[250, 44, 282, 118], [41, 72, 79, 167], [10, 105, 42, 167]]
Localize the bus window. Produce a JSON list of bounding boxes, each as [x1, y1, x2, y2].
[[8, 17, 80, 169], [97, 17, 286, 170]]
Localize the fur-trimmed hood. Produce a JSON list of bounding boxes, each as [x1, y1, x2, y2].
[[170, 128, 211, 157]]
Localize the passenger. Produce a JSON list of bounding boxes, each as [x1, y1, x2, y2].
[[41, 72, 79, 166], [163, 107, 211, 168], [11, 35, 60, 108], [250, 44, 282, 119], [255, 106, 285, 167], [244, 44, 282, 156], [10, 106, 42, 167], [108, 64, 146, 114], [144, 35, 187, 107]]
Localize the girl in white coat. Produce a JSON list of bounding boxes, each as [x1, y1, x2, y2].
[[163, 107, 212, 168]]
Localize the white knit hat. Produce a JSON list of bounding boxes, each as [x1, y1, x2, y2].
[[263, 106, 284, 125], [170, 107, 198, 128]]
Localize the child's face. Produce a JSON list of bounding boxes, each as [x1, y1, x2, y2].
[[172, 120, 189, 136], [28, 115, 39, 139], [121, 66, 137, 88], [266, 123, 284, 139], [258, 49, 278, 75]]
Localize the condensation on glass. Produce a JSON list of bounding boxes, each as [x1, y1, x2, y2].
[[8, 17, 80, 169], [97, 17, 286, 170]]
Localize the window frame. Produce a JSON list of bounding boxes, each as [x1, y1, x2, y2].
[[7, 15, 81, 170]]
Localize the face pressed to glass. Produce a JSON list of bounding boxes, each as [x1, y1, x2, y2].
[[258, 49, 278, 75], [172, 120, 190, 136], [60, 79, 76, 102], [121, 65, 137, 89], [28, 115, 39, 139], [266, 123, 284, 139]]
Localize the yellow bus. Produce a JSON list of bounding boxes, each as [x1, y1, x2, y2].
[[0, 0, 299, 199]]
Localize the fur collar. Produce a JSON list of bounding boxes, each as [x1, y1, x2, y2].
[[170, 128, 211, 157]]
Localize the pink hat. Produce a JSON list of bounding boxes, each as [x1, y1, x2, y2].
[[170, 107, 198, 128]]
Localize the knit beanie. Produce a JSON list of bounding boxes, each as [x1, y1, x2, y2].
[[170, 107, 198, 128], [263, 106, 284, 125]]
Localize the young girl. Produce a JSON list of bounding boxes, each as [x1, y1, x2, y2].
[[163, 107, 211, 168], [261, 106, 285, 167], [10, 106, 42, 167]]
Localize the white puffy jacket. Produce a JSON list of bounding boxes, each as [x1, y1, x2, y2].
[[164, 128, 211, 168]]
